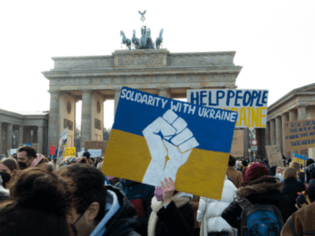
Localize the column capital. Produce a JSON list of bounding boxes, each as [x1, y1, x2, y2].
[[48, 90, 60, 95], [157, 87, 170, 91], [81, 90, 93, 94]]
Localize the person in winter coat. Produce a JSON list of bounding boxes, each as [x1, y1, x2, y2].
[[116, 179, 155, 236], [282, 167, 306, 216], [226, 155, 244, 188], [290, 161, 305, 183], [222, 163, 290, 231], [148, 177, 195, 236], [241, 160, 248, 176], [197, 175, 237, 236], [0, 158, 19, 189], [281, 201, 315, 235], [17, 146, 46, 169], [55, 163, 140, 236]]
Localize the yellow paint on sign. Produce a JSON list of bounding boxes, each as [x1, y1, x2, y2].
[[293, 157, 305, 165], [103, 129, 229, 200], [64, 147, 76, 157]]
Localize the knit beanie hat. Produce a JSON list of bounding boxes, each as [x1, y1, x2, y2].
[[244, 163, 271, 182]]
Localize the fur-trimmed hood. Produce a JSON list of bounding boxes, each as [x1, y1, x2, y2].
[[236, 176, 283, 197]]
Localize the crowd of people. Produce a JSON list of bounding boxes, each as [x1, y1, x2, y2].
[[0, 145, 315, 235]]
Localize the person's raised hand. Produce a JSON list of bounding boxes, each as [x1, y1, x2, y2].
[[161, 177, 175, 205]]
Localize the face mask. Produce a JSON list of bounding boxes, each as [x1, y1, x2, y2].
[[18, 161, 27, 170], [275, 173, 283, 181], [154, 187, 163, 201], [0, 172, 11, 188]]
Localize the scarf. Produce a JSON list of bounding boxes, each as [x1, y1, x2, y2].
[[30, 154, 45, 167]]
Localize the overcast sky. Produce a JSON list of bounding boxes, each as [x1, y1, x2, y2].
[[1, 1, 314, 128]]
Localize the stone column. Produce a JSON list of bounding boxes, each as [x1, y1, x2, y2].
[[298, 106, 307, 120], [81, 91, 92, 148], [265, 122, 270, 146], [158, 88, 171, 98], [114, 89, 121, 115], [289, 110, 297, 121], [0, 123, 2, 155], [298, 106, 307, 156], [289, 109, 297, 158], [18, 126, 23, 146], [48, 91, 60, 148], [6, 123, 13, 153], [275, 116, 282, 154], [281, 113, 289, 158], [244, 128, 250, 160], [270, 119, 276, 145], [37, 126, 43, 154]]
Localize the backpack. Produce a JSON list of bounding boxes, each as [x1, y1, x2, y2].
[[235, 196, 284, 236]]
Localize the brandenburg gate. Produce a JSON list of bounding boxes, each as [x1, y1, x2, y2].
[[43, 12, 242, 151], [43, 49, 242, 149]]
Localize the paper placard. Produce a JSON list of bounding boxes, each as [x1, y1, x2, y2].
[[230, 130, 244, 157], [265, 145, 284, 167], [64, 147, 76, 157], [187, 89, 268, 128], [87, 149, 102, 158], [284, 119, 315, 152], [85, 141, 107, 157], [103, 87, 238, 200]]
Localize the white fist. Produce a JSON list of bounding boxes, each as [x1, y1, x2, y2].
[[142, 110, 199, 186]]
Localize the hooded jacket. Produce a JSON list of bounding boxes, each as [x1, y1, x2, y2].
[[116, 179, 155, 236], [148, 192, 194, 236], [90, 185, 141, 236], [221, 176, 290, 230], [197, 176, 237, 236]]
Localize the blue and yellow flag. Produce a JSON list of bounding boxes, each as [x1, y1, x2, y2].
[[293, 153, 308, 165], [103, 87, 238, 199]]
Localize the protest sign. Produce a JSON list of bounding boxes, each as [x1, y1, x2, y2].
[[230, 130, 244, 157], [56, 128, 68, 165], [10, 149, 17, 155], [103, 87, 238, 200], [88, 149, 102, 158], [49, 146, 57, 156], [64, 147, 76, 157], [77, 151, 83, 158], [284, 119, 315, 152], [85, 141, 107, 157], [187, 89, 268, 128], [293, 153, 308, 165], [265, 145, 284, 167]]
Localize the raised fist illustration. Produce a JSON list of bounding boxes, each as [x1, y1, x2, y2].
[[142, 110, 199, 186]]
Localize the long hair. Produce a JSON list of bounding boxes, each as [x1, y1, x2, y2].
[[0, 168, 71, 236]]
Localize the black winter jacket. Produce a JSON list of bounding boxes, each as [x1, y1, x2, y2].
[[282, 177, 306, 216], [222, 176, 290, 231], [103, 185, 141, 236], [155, 201, 194, 236]]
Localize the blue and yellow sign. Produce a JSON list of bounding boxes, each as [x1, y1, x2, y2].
[[103, 87, 238, 199]]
